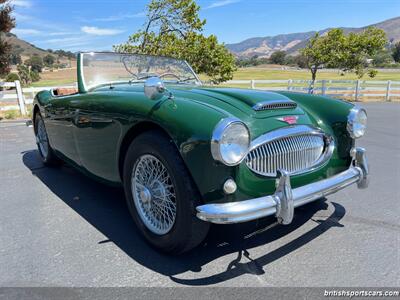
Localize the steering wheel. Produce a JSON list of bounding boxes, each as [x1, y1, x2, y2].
[[159, 73, 181, 80]]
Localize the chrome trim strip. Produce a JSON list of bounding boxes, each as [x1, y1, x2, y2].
[[183, 60, 203, 86], [197, 147, 369, 224], [252, 99, 297, 111], [245, 125, 335, 177]]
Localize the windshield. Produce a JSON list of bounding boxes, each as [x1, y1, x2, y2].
[[80, 52, 201, 90]]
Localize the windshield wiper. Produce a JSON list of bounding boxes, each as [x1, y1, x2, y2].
[[177, 77, 198, 83], [128, 73, 158, 84], [129, 75, 198, 84]]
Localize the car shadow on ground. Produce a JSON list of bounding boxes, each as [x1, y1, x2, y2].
[[22, 149, 346, 286]]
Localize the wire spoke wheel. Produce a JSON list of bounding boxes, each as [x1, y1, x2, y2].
[[131, 154, 177, 235], [36, 118, 49, 159], [123, 131, 210, 253]]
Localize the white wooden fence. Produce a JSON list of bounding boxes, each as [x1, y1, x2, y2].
[[0, 81, 28, 115], [1, 79, 399, 116], [0, 81, 75, 115], [222, 79, 400, 101]]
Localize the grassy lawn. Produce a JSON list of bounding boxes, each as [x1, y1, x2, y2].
[[30, 78, 77, 87], [31, 68, 77, 87], [233, 67, 400, 81], [30, 79, 76, 87], [29, 66, 400, 88]]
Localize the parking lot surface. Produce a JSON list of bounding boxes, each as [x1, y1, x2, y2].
[[0, 103, 399, 287]]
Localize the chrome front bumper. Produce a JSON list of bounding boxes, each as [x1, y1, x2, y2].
[[196, 147, 369, 225]]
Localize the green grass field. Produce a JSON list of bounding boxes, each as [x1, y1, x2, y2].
[[30, 79, 77, 87], [232, 67, 400, 81], [29, 66, 400, 88]]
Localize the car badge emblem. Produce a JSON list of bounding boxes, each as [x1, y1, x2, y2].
[[277, 116, 298, 125]]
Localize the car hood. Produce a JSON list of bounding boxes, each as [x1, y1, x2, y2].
[[94, 84, 303, 119], [170, 86, 306, 119], [92, 83, 319, 138]]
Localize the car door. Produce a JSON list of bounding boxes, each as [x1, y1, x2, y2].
[[43, 93, 81, 165], [68, 92, 125, 183]]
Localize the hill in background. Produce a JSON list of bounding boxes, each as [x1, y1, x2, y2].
[[5, 32, 49, 58], [226, 16, 400, 58], [5, 32, 76, 65], [7, 16, 399, 62]]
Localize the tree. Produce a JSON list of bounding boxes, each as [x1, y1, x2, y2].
[[301, 28, 386, 86], [30, 69, 40, 82], [26, 55, 44, 72], [54, 49, 75, 59], [17, 64, 40, 86], [43, 54, 55, 67], [0, 0, 15, 77], [269, 50, 286, 65], [294, 54, 308, 68], [392, 42, 400, 63], [0, 39, 11, 76], [301, 29, 347, 82], [114, 0, 236, 83], [17, 64, 31, 85], [372, 49, 393, 67], [339, 27, 387, 77], [283, 55, 295, 65], [236, 55, 268, 67]]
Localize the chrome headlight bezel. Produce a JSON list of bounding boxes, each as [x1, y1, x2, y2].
[[347, 106, 367, 139], [211, 118, 250, 166]]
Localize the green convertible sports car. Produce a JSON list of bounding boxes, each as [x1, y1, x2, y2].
[[32, 52, 369, 254]]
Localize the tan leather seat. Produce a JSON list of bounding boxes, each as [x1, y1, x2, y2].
[[54, 88, 78, 96]]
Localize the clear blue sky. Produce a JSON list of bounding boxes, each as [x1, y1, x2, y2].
[[11, 0, 400, 52]]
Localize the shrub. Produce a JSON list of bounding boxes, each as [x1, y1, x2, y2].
[[30, 70, 40, 82], [368, 69, 378, 78], [4, 72, 20, 82]]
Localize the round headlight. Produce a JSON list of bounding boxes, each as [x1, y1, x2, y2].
[[347, 106, 367, 139], [211, 118, 250, 166]]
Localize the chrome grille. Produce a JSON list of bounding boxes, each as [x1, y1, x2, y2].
[[245, 133, 326, 177]]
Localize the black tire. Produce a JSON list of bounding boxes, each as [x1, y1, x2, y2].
[[123, 130, 210, 254], [34, 113, 60, 166]]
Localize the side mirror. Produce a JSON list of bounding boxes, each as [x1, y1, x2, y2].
[[144, 77, 166, 100]]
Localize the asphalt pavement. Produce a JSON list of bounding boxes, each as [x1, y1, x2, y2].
[[0, 103, 399, 287]]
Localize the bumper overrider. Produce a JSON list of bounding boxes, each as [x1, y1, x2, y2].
[[196, 147, 369, 225]]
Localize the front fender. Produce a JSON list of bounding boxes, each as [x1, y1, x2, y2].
[[34, 90, 52, 107], [148, 97, 236, 203]]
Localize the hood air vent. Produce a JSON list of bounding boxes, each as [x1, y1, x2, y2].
[[252, 99, 297, 111]]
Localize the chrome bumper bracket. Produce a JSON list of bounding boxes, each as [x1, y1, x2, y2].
[[274, 170, 294, 225], [353, 147, 369, 189], [196, 147, 369, 225]]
